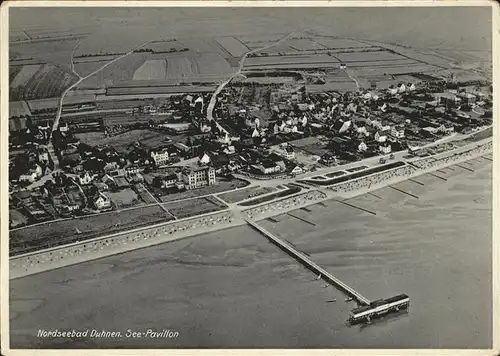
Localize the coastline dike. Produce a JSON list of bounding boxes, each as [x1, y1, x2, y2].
[[10, 139, 492, 279]]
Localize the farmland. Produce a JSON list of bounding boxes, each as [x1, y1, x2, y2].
[[10, 64, 42, 87], [163, 196, 228, 219], [105, 85, 216, 96], [218, 186, 277, 204], [10, 37, 80, 70], [286, 38, 326, 51], [312, 37, 373, 49], [9, 101, 32, 118], [215, 37, 249, 57], [244, 54, 339, 68], [76, 53, 150, 89], [165, 53, 233, 81], [133, 59, 167, 80], [10, 64, 78, 101], [9, 205, 174, 256]]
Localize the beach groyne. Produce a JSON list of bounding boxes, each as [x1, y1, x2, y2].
[[329, 141, 492, 197], [243, 190, 328, 221]]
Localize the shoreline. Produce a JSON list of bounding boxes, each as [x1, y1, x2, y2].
[[10, 140, 492, 279]]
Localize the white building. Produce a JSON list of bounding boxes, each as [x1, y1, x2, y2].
[[375, 131, 387, 143], [391, 126, 405, 138], [94, 192, 111, 210], [181, 166, 216, 189], [19, 164, 43, 183], [199, 153, 211, 165], [150, 147, 170, 167], [358, 141, 368, 152], [78, 172, 96, 185], [379, 143, 392, 154]]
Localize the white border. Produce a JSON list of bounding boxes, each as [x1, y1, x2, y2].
[[1, 1, 499, 355]]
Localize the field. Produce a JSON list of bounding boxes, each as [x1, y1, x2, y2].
[[156, 178, 250, 202], [286, 38, 326, 51], [10, 64, 78, 101], [10, 37, 80, 70], [75, 129, 171, 152], [312, 38, 373, 49], [244, 54, 339, 68], [218, 186, 277, 204], [163, 196, 227, 219], [9, 101, 32, 118], [27, 98, 63, 112], [105, 85, 216, 96], [9, 205, 174, 256], [133, 59, 167, 80], [336, 50, 407, 62], [10, 64, 42, 87], [107, 189, 142, 209], [76, 53, 150, 89], [215, 37, 249, 57], [165, 53, 233, 81]]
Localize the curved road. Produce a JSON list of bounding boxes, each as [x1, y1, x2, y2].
[[47, 40, 152, 169], [206, 30, 299, 125]]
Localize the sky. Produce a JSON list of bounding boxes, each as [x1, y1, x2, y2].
[[9, 6, 493, 51]]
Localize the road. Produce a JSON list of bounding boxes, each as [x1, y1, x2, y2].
[[206, 30, 299, 127], [47, 40, 152, 170]]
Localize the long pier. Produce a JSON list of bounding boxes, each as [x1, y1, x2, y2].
[[245, 219, 371, 306]]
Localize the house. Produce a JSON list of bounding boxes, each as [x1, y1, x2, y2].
[[379, 143, 392, 154], [125, 165, 142, 175], [391, 126, 405, 139], [388, 86, 398, 95], [339, 120, 352, 134], [19, 164, 43, 183], [181, 166, 216, 189], [251, 128, 260, 137], [198, 152, 211, 165], [458, 92, 476, 105], [356, 126, 369, 137], [397, 83, 406, 93], [254, 161, 283, 175], [290, 165, 304, 175], [358, 141, 368, 152], [162, 173, 179, 189], [93, 192, 111, 210], [38, 150, 49, 163], [375, 131, 388, 143], [150, 146, 170, 167], [102, 174, 117, 190], [93, 182, 109, 192], [434, 92, 460, 108], [408, 82, 417, 92], [78, 171, 96, 185], [320, 153, 336, 166]]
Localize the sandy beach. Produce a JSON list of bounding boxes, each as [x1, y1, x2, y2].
[[10, 154, 491, 348]]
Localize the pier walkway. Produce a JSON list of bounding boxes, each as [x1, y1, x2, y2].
[[245, 218, 371, 305]]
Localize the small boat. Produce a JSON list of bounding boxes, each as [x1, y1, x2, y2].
[[326, 299, 337, 303], [323, 284, 328, 288], [317, 274, 322, 280], [345, 297, 353, 302], [75, 227, 82, 234]]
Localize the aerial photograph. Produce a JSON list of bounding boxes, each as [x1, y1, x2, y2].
[[7, 4, 493, 349]]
